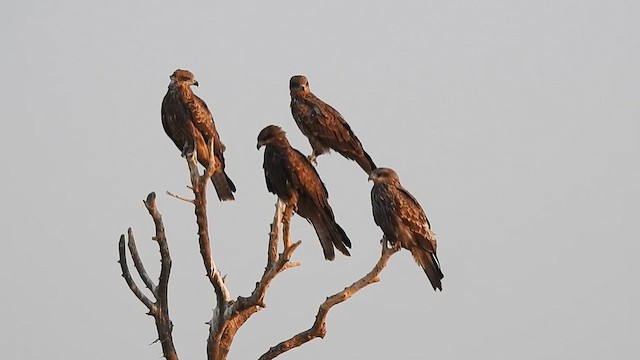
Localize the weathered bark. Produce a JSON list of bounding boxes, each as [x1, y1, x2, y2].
[[120, 143, 402, 360], [259, 242, 400, 360], [118, 192, 179, 360], [183, 146, 301, 360]]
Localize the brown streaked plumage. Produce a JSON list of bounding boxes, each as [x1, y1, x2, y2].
[[289, 75, 376, 174], [257, 125, 351, 260], [161, 69, 236, 201], [369, 167, 443, 291]]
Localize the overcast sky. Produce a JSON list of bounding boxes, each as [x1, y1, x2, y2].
[[1, 1, 638, 359]]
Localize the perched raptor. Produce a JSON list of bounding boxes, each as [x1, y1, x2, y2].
[[289, 75, 376, 174], [257, 125, 351, 260], [369, 167, 443, 291], [161, 69, 236, 201]]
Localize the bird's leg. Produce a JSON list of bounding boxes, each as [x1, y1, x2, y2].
[[283, 203, 292, 221], [282, 197, 297, 249], [283, 194, 298, 220], [307, 153, 318, 166], [206, 138, 221, 174], [380, 236, 400, 251], [282, 195, 298, 225], [308, 141, 325, 165], [181, 140, 191, 158], [183, 141, 197, 164]]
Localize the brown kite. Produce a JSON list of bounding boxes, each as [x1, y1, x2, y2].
[[161, 69, 236, 201], [370, 167, 443, 290], [257, 125, 351, 260], [289, 75, 376, 174]]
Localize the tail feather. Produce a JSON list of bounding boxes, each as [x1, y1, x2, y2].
[[332, 222, 352, 256], [211, 171, 236, 201], [310, 212, 351, 261], [355, 150, 377, 175], [312, 218, 335, 261], [198, 151, 236, 202], [410, 246, 444, 291]]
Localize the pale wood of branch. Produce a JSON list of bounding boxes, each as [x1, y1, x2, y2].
[[118, 192, 179, 360], [258, 242, 400, 360], [127, 228, 157, 293], [165, 190, 195, 204], [185, 148, 231, 308], [205, 198, 301, 360], [182, 147, 300, 360], [118, 233, 154, 311], [120, 140, 402, 360]]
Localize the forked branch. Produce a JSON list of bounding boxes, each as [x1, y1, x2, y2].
[[259, 242, 400, 360], [122, 139, 399, 360], [118, 192, 178, 360], [205, 201, 301, 360], [181, 147, 301, 360]]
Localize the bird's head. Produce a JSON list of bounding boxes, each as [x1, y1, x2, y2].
[[368, 167, 400, 185], [257, 125, 288, 149], [289, 75, 309, 93], [170, 69, 199, 87]]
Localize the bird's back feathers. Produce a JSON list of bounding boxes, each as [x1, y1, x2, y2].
[[161, 71, 236, 201], [290, 78, 376, 174], [259, 125, 351, 260]]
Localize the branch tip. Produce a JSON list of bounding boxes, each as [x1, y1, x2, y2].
[[119, 195, 178, 360], [146, 192, 157, 204], [166, 190, 195, 204], [259, 241, 398, 359]]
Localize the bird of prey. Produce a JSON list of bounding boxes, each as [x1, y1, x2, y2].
[[257, 125, 351, 260], [369, 167, 443, 291], [161, 69, 236, 201], [289, 75, 377, 174]]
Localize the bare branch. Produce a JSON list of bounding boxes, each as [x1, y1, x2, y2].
[[234, 203, 300, 312], [165, 190, 195, 204], [282, 200, 295, 250], [143, 192, 172, 309], [267, 200, 284, 265], [183, 149, 231, 304], [182, 148, 233, 360], [258, 242, 400, 360], [206, 199, 302, 360], [126, 228, 157, 294], [118, 193, 179, 360], [281, 261, 302, 271], [118, 233, 155, 311]]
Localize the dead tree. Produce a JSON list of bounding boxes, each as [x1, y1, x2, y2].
[[118, 148, 399, 359], [118, 193, 177, 360]]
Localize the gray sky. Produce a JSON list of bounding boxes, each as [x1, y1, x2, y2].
[[1, 1, 638, 359]]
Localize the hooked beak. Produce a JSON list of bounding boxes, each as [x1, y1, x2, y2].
[[256, 140, 265, 150], [291, 84, 305, 92], [192, 80, 199, 87]]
